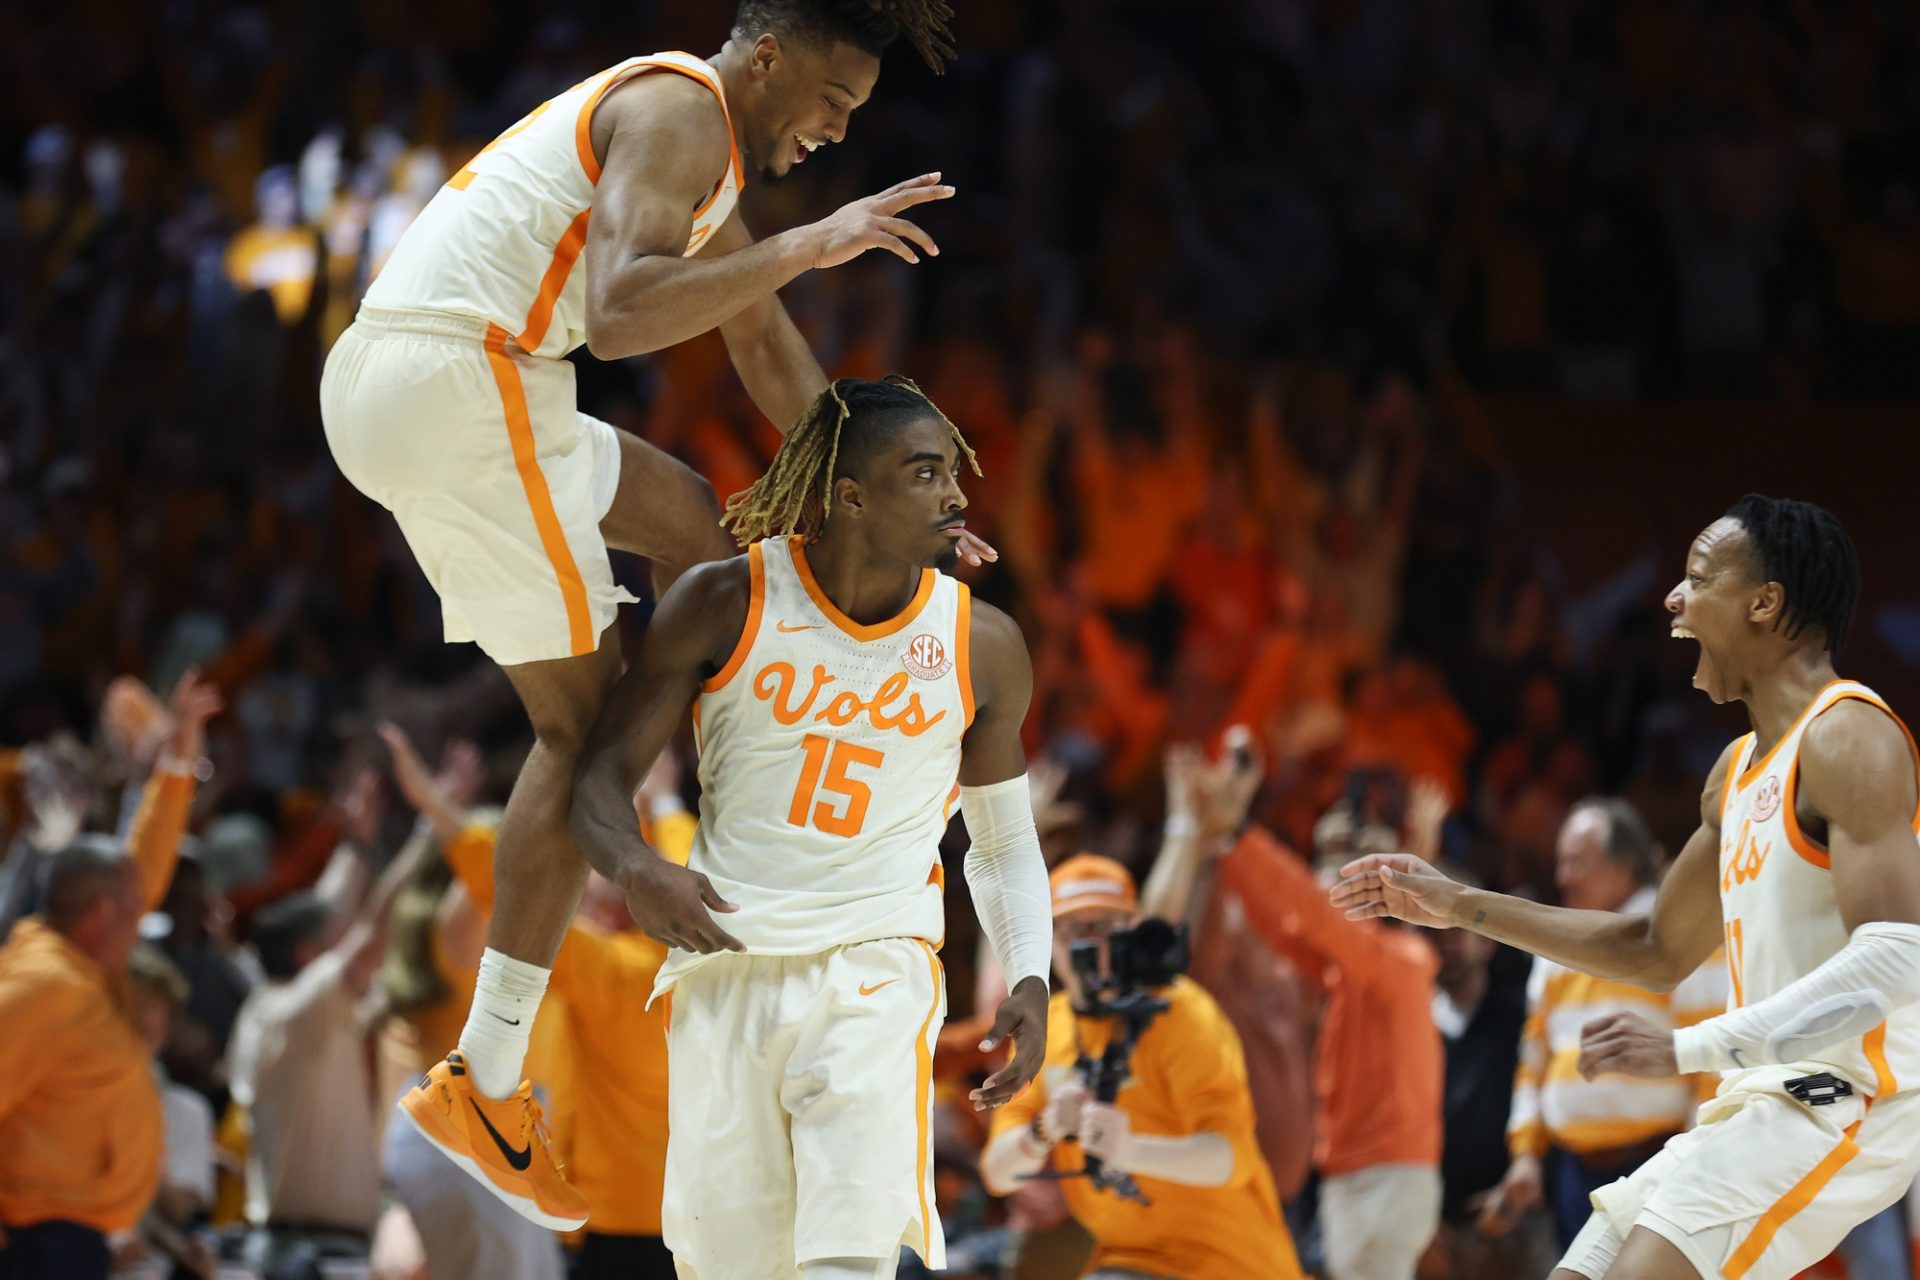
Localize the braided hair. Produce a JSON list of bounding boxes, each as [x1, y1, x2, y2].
[[1725, 494, 1860, 653], [732, 0, 956, 74], [721, 375, 978, 546]]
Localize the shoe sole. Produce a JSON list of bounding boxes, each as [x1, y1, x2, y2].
[[399, 1096, 588, 1231]]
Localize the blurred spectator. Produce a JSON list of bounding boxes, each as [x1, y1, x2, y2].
[[982, 855, 1303, 1280], [225, 767, 430, 1278], [1213, 809, 1444, 1280], [125, 944, 218, 1278], [0, 675, 213, 1280], [1422, 877, 1557, 1279], [1477, 800, 1725, 1250], [223, 166, 320, 328]]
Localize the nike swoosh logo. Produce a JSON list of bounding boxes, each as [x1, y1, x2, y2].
[[469, 1099, 533, 1171], [776, 621, 821, 632], [859, 979, 900, 996], [488, 1012, 521, 1026]]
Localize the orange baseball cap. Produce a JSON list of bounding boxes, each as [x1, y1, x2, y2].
[[1049, 854, 1138, 919]]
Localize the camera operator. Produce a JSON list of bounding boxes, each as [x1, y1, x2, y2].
[[981, 856, 1303, 1280]]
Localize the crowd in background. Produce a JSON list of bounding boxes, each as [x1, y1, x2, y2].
[[5, 0, 1920, 1277]]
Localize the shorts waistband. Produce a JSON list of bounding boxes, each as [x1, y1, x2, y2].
[[351, 305, 499, 344]]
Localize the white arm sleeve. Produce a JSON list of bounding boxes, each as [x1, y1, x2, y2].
[[960, 776, 1054, 992], [1674, 921, 1920, 1074]]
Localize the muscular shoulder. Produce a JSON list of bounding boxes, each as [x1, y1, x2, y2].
[[967, 596, 1031, 702], [1800, 697, 1920, 821], [590, 70, 731, 191], [653, 554, 753, 670]]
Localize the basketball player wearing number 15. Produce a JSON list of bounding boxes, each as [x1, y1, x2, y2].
[[329, 0, 994, 1233], [1335, 495, 1920, 1280], [573, 378, 1054, 1280]]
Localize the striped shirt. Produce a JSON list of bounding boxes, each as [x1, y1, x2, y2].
[[1507, 887, 1727, 1159]]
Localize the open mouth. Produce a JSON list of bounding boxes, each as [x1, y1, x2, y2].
[[792, 133, 822, 165], [1673, 625, 1711, 691]]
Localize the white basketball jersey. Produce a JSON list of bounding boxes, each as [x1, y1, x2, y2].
[[655, 538, 973, 995], [1717, 680, 1920, 1095], [363, 52, 742, 360]]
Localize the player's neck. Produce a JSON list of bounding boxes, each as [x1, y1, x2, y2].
[[1741, 648, 1841, 749], [801, 535, 925, 626], [709, 42, 751, 105]]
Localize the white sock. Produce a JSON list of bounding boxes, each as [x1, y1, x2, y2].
[[457, 948, 550, 1099], [801, 1259, 893, 1280]]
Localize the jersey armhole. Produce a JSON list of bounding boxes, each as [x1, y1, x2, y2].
[[701, 543, 765, 694], [956, 583, 976, 731], [579, 57, 742, 199]]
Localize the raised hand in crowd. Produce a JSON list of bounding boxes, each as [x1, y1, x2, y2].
[[1406, 775, 1450, 863], [160, 668, 224, 770], [378, 720, 483, 840]]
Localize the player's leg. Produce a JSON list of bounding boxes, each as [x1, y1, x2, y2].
[[593, 421, 735, 592], [1601, 1227, 1702, 1279], [788, 939, 947, 1275], [1551, 1208, 1627, 1280]]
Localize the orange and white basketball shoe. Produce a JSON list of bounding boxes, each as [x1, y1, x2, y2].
[[400, 1051, 589, 1229]]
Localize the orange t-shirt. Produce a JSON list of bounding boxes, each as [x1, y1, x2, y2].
[[1218, 828, 1443, 1177], [0, 770, 195, 1231], [991, 980, 1302, 1280]]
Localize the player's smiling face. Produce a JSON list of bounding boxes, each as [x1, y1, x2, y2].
[[1666, 517, 1773, 705], [747, 37, 880, 181], [836, 416, 970, 569]]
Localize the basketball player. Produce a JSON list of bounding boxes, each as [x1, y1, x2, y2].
[[322, 0, 991, 1229], [1332, 495, 1920, 1280], [560, 376, 1054, 1280]]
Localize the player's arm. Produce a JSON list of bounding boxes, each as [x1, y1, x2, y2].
[[1330, 742, 1737, 990], [959, 600, 1053, 1109], [582, 76, 950, 362], [699, 210, 826, 431], [570, 560, 749, 954], [1650, 702, 1920, 1076]]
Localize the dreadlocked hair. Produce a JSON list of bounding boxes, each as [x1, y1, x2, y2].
[[721, 375, 979, 546], [1725, 493, 1860, 653], [733, 0, 956, 73]]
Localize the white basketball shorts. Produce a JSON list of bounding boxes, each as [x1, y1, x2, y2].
[[661, 937, 948, 1278], [319, 305, 636, 666], [1560, 1067, 1920, 1280]]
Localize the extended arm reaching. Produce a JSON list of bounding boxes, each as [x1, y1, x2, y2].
[[571, 558, 750, 954]]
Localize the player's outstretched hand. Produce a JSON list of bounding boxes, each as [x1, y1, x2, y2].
[[1577, 1011, 1678, 1080], [1328, 852, 1463, 928], [806, 172, 954, 269], [619, 856, 745, 955], [971, 975, 1049, 1111]]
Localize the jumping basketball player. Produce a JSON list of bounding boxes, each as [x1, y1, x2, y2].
[[322, 1, 989, 1229], [1333, 495, 1920, 1280], [560, 377, 1053, 1280]]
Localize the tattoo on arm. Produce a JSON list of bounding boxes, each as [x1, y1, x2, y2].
[[1473, 909, 1486, 925]]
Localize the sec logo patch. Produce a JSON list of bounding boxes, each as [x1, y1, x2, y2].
[[903, 634, 952, 680], [1751, 775, 1783, 822]]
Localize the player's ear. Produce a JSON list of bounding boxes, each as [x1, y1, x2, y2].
[[1749, 579, 1786, 630], [831, 475, 864, 520], [750, 33, 782, 79]]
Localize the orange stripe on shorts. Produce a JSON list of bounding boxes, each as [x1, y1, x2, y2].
[[1723, 1119, 1863, 1279], [482, 325, 594, 658]]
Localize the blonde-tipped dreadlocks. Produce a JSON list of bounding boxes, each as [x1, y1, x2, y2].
[[721, 375, 979, 546], [732, 0, 956, 75]]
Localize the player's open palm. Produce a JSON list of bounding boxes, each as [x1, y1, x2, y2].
[[1328, 852, 1462, 928], [971, 975, 1048, 1111], [621, 857, 745, 955], [807, 173, 954, 269]]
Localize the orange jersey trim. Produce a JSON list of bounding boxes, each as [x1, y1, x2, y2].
[[1724, 1119, 1863, 1279], [911, 940, 943, 1256], [1776, 690, 1920, 867], [788, 537, 935, 642], [483, 325, 594, 656], [955, 583, 976, 730], [577, 55, 743, 206], [515, 210, 591, 353], [1719, 735, 1752, 829], [702, 543, 766, 693]]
